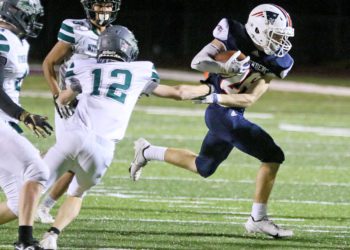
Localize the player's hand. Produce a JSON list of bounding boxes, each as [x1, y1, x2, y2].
[[19, 111, 53, 138], [192, 93, 219, 104], [53, 95, 74, 119], [223, 51, 250, 75]]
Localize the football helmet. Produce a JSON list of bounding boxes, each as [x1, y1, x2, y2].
[[97, 25, 139, 62], [0, 0, 44, 38], [81, 0, 121, 26], [245, 4, 294, 57]]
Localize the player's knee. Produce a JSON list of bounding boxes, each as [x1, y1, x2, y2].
[[7, 197, 19, 216], [264, 146, 285, 164], [195, 156, 220, 178], [23, 159, 50, 186]]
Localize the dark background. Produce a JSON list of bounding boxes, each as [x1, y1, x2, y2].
[[32, 0, 350, 74]]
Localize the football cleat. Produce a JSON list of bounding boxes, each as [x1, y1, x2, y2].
[[35, 205, 55, 224], [244, 216, 293, 238], [39, 232, 58, 250], [129, 138, 150, 181], [14, 240, 43, 250]]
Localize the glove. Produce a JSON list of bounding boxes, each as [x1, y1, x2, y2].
[[68, 98, 79, 109], [192, 93, 220, 104], [19, 111, 53, 138], [53, 95, 75, 119], [223, 51, 251, 75]]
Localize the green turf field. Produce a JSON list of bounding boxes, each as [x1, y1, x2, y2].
[[0, 76, 349, 249]]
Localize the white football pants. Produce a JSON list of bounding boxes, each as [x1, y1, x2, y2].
[[44, 125, 114, 198], [0, 121, 49, 215]]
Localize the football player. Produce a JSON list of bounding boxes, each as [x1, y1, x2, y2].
[[0, 0, 53, 249], [39, 25, 211, 249], [129, 4, 295, 238], [36, 0, 122, 224]]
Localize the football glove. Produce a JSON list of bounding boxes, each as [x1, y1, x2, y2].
[[223, 51, 251, 75], [53, 95, 74, 119], [192, 93, 220, 104], [19, 111, 53, 138]]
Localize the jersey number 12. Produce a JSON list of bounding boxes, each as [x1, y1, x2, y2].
[[91, 68, 132, 103]]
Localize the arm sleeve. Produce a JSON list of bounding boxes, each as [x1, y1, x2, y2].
[[64, 62, 82, 93], [190, 18, 230, 73], [0, 56, 24, 119], [57, 20, 75, 44], [213, 18, 230, 41], [190, 43, 225, 73]]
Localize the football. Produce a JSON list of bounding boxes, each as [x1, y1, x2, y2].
[[214, 50, 247, 62], [214, 50, 264, 94]]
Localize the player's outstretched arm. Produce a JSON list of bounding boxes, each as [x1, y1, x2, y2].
[[152, 84, 212, 100], [42, 41, 72, 96], [194, 79, 269, 108]]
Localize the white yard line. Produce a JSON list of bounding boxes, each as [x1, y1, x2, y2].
[[23, 67, 350, 97], [106, 175, 350, 187], [280, 123, 350, 137], [157, 69, 350, 97], [89, 192, 350, 206], [84, 217, 350, 232]]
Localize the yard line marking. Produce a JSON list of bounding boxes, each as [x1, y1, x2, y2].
[[106, 175, 350, 187], [84, 217, 350, 232], [134, 106, 274, 119], [28, 66, 350, 96], [280, 123, 350, 137], [168, 204, 240, 211], [89, 193, 350, 206], [224, 216, 305, 222], [157, 69, 350, 97], [139, 199, 210, 204], [301, 229, 350, 234]]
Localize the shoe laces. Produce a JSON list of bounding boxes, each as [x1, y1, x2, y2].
[[259, 216, 281, 229]]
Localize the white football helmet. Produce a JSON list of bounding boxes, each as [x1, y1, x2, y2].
[[245, 4, 294, 57]]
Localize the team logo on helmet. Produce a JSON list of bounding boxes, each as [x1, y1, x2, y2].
[[266, 11, 279, 25], [17, 0, 43, 15]]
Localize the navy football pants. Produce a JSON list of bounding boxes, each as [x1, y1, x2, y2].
[[195, 104, 284, 178]]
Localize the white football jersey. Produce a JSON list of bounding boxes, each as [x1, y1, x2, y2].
[[0, 28, 29, 123], [58, 19, 99, 60], [57, 19, 100, 89], [65, 58, 159, 141]]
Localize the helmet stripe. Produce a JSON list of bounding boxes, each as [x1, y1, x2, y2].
[[272, 4, 292, 27]]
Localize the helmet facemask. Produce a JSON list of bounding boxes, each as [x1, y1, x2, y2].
[[265, 26, 294, 57], [82, 0, 121, 27]]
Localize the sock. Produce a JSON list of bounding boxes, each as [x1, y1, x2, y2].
[[43, 195, 57, 209], [143, 145, 167, 161], [48, 227, 61, 235], [251, 203, 267, 221], [18, 226, 33, 244]]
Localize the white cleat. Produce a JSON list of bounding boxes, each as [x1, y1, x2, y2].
[[35, 205, 55, 224], [40, 232, 58, 250], [129, 138, 151, 181], [244, 216, 293, 238]]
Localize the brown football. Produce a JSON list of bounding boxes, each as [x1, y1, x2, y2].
[[214, 50, 246, 62]]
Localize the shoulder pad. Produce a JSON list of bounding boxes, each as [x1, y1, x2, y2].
[[0, 31, 9, 53], [213, 18, 229, 41], [58, 19, 89, 44]]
